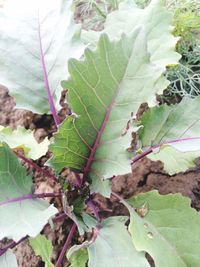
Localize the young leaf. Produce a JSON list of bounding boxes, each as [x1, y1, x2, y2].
[[0, 250, 18, 267], [0, 143, 58, 242], [126, 190, 200, 267], [136, 97, 200, 174], [69, 248, 88, 267], [49, 27, 171, 196], [83, 0, 180, 70], [87, 217, 150, 267], [0, 0, 84, 115], [29, 234, 54, 267], [0, 126, 49, 160]]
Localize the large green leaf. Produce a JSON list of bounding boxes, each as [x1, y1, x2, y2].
[[0, 143, 58, 242], [29, 234, 53, 267], [83, 0, 180, 70], [136, 97, 200, 174], [0, 250, 18, 267], [126, 191, 200, 267], [49, 26, 172, 196], [69, 217, 150, 267], [0, 126, 49, 160], [0, 0, 84, 114], [87, 217, 150, 267]]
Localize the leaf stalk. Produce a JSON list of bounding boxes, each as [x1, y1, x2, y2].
[[0, 192, 61, 206], [15, 151, 57, 182], [38, 11, 60, 127], [55, 223, 77, 267]]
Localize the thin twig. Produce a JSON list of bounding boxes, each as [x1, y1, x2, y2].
[[55, 223, 77, 267]]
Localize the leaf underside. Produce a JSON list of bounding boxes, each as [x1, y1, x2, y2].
[[136, 97, 200, 174], [126, 191, 200, 267], [0, 143, 58, 242], [0, 126, 49, 160], [0, 0, 84, 114], [0, 250, 18, 267]]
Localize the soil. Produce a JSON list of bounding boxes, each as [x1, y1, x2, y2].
[[1, 84, 200, 267]]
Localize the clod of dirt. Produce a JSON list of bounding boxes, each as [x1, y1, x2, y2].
[[13, 240, 41, 267]]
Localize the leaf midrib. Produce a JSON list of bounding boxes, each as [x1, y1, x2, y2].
[[83, 35, 135, 177]]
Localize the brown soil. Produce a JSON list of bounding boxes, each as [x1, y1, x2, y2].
[[1, 84, 200, 267]]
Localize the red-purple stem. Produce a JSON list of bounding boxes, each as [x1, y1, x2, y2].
[[55, 223, 77, 267], [0, 192, 61, 206], [83, 83, 121, 176], [0, 236, 27, 257], [38, 11, 60, 127], [132, 147, 152, 164], [132, 137, 200, 164], [15, 152, 57, 182]]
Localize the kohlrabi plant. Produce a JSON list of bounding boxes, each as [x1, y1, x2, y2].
[[1, 0, 200, 266]]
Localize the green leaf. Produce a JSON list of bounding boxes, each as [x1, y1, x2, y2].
[[29, 234, 53, 267], [148, 146, 200, 175], [49, 26, 172, 196], [87, 217, 150, 267], [0, 0, 84, 114], [83, 0, 180, 69], [69, 248, 88, 267], [136, 97, 200, 174], [0, 250, 18, 267], [126, 190, 200, 267], [82, 213, 97, 230], [0, 126, 49, 160], [0, 143, 58, 242]]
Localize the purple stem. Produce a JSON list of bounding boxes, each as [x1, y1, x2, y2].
[[132, 147, 152, 164], [83, 79, 122, 177], [0, 236, 27, 257], [38, 11, 60, 127], [0, 192, 61, 206], [132, 136, 200, 164], [55, 223, 77, 267], [15, 152, 57, 182]]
